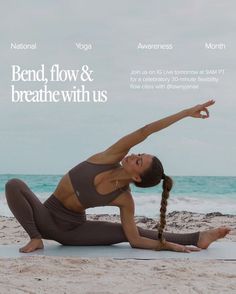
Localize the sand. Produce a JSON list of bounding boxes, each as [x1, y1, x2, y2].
[[0, 211, 236, 294]]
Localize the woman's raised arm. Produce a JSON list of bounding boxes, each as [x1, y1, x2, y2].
[[89, 99, 215, 163], [106, 99, 215, 151], [141, 99, 215, 137]]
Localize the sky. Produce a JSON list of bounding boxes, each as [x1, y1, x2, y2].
[[1, 0, 235, 176]]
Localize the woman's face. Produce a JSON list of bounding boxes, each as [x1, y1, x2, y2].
[[121, 153, 154, 181]]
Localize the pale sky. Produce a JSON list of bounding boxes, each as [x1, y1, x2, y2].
[[0, 0, 235, 176]]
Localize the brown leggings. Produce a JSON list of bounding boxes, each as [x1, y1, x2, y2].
[[5, 178, 200, 246]]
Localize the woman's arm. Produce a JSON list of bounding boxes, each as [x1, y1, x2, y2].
[[88, 99, 215, 163], [119, 191, 200, 253], [132, 237, 201, 253], [102, 109, 187, 160], [142, 98, 215, 137], [108, 99, 215, 151], [142, 108, 189, 137]]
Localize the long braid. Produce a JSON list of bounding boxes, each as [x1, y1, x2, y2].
[[158, 175, 173, 243], [131, 155, 173, 243]]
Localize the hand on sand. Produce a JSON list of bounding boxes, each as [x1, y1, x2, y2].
[[187, 99, 215, 119], [197, 226, 231, 249], [19, 238, 44, 253]]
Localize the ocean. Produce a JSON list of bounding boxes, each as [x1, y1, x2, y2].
[[1, 174, 235, 218]]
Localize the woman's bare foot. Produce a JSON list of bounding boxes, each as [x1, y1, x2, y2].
[[19, 238, 44, 253], [197, 227, 231, 249]]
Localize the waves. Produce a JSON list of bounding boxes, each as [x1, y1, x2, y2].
[[0, 190, 235, 218], [1, 175, 235, 217]]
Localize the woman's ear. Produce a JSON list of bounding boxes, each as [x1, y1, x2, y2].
[[132, 175, 142, 183]]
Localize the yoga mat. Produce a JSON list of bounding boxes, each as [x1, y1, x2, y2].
[[0, 242, 235, 260]]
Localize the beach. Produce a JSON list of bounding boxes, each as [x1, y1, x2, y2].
[[1, 0, 236, 293], [1, 211, 236, 294]]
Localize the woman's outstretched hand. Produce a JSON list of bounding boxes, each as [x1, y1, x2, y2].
[[162, 241, 201, 253], [187, 99, 215, 119]]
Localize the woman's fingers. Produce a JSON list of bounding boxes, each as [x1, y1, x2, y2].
[[173, 244, 189, 253], [179, 246, 191, 253], [187, 99, 215, 118], [204, 107, 209, 117], [202, 99, 215, 107], [198, 99, 214, 118], [167, 242, 201, 253], [176, 244, 201, 253], [200, 107, 209, 118], [185, 246, 201, 252]]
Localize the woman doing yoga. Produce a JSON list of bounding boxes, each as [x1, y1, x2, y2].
[[5, 99, 230, 253]]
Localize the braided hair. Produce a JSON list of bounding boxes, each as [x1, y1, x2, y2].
[[134, 156, 173, 244]]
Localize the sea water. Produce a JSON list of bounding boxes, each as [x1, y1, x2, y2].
[[0, 174, 235, 218]]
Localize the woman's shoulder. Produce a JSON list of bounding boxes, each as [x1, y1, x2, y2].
[[86, 151, 123, 165]]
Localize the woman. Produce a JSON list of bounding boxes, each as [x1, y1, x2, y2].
[[5, 99, 230, 253]]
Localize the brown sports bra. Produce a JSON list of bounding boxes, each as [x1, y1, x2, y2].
[[68, 160, 129, 209]]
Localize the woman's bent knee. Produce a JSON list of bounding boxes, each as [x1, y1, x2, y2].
[[5, 178, 25, 195]]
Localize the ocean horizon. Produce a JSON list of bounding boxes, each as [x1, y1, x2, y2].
[[1, 174, 236, 218]]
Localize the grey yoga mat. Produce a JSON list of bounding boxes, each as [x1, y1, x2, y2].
[[0, 242, 235, 260]]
